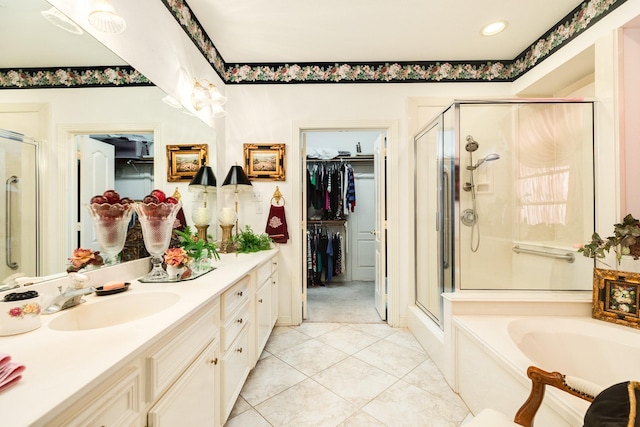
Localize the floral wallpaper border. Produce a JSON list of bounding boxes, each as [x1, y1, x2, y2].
[[164, 0, 626, 84], [0, 0, 627, 89], [0, 66, 152, 90]]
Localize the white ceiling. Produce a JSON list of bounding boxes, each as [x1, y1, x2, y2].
[[3, 0, 585, 68]]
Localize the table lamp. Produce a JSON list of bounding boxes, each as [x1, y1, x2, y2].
[[221, 165, 252, 237], [188, 165, 217, 242]]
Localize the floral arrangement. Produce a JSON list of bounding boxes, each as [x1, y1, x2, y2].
[[579, 214, 640, 266], [174, 227, 220, 261], [164, 247, 191, 268], [67, 248, 104, 273]]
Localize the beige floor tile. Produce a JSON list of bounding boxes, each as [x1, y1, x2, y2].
[[224, 408, 272, 427], [240, 354, 307, 406], [362, 380, 469, 427], [264, 326, 311, 355], [255, 378, 357, 427], [338, 410, 388, 426], [353, 339, 427, 378], [312, 357, 398, 407], [276, 338, 348, 376], [383, 328, 427, 354], [316, 325, 381, 355], [347, 323, 397, 339], [294, 321, 345, 338], [228, 395, 251, 419]]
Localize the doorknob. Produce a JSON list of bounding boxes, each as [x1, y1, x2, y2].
[[370, 230, 377, 235]]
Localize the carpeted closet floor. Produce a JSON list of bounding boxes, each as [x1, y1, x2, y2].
[[306, 281, 384, 323]]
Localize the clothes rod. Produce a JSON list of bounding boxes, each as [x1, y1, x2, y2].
[[512, 245, 575, 263], [306, 156, 373, 163]]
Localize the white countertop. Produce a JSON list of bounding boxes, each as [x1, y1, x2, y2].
[[0, 249, 278, 426]]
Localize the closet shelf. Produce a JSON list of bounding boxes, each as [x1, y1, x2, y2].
[[307, 220, 346, 225], [307, 155, 373, 163]]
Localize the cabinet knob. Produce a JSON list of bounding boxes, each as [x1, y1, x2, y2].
[[237, 318, 243, 324], [258, 298, 263, 303], [236, 347, 243, 353], [208, 358, 218, 365], [237, 291, 243, 297]]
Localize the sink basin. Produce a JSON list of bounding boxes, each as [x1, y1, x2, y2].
[[47, 292, 180, 331]]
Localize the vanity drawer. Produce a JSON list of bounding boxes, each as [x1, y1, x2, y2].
[[221, 275, 250, 320], [256, 260, 272, 286], [146, 304, 218, 401], [221, 301, 250, 351], [221, 325, 251, 423]]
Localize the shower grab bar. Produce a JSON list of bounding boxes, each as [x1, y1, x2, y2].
[[6, 176, 19, 270], [512, 245, 575, 263]]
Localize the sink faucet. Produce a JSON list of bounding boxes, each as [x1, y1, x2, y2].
[[42, 273, 95, 315]]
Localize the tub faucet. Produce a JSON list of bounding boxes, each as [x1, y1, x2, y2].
[[42, 273, 95, 315]]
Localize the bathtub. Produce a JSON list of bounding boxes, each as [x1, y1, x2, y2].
[[453, 315, 640, 426]]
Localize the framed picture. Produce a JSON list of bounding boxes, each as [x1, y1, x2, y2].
[[593, 268, 640, 329], [166, 144, 208, 182], [243, 143, 286, 181]]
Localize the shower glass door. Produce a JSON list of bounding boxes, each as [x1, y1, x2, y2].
[[414, 107, 455, 326], [1, 129, 39, 283]]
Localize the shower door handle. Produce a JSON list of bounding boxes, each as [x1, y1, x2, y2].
[[442, 168, 450, 269], [6, 176, 19, 270]]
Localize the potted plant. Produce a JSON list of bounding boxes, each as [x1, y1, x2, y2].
[[579, 214, 640, 266], [174, 227, 220, 272], [233, 225, 273, 254]]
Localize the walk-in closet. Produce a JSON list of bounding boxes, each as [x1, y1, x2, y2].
[[303, 130, 386, 323]]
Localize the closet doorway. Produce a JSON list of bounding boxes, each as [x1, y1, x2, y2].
[[302, 129, 387, 323]]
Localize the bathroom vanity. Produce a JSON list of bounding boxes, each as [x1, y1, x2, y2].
[[0, 249, 279, 427]]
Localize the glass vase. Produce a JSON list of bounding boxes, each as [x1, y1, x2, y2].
[[87, 202, 134, 265], [134, 201, 182, 282]]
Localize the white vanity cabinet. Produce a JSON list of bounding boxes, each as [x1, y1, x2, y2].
[[255, 255, 279, 358], [220, 275, 252, 424]]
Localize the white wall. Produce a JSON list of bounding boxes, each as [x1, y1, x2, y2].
[[224, 82, 513, 326], [0, 86, 217, 275]]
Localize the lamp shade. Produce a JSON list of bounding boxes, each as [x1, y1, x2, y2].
[[221, 165, 252, 190], [189, 166, 217, 190]]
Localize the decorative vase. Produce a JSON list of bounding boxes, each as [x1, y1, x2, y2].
[[87, 202, 134, 265], [134, 200, 182, 282], [190, 257, 211, 274], [166, 265, 184, 280]]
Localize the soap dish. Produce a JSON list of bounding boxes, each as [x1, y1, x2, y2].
[[95, 283, 130, 296]]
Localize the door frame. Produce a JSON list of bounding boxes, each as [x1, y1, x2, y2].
[[56, 123, 160, 272], [291, 120, 399, 326]]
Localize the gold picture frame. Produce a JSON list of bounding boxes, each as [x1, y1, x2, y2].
[[593, 267, 640, 329], [243, 143, 286, 181], [166, 144, 208, 182]]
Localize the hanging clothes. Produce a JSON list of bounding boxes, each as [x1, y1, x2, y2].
[[305, 226, 345, 286], [306, 160, 354, 220]]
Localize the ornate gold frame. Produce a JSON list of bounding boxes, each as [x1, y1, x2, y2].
[[166, 144, 208, 182], [243, 143, 285, 181], [593, 268, 640, 329]]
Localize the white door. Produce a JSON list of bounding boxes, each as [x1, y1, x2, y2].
[[79, 136, 114, 250], [374, 134, 387, 320], [350, 173, 375, 281]]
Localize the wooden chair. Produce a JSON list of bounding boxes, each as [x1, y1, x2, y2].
[[465, 366, 601, 427]]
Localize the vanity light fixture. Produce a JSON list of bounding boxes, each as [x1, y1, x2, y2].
[[192, 79, 228, 117], [41, 7, 84, 35], [481, 20, 508, 36], [88, 0, 126, 34]]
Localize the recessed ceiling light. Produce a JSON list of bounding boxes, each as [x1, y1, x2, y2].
[[481, 21, 508, 36]]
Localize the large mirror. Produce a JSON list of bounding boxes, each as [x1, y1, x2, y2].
[[0, 0, 217, 284]]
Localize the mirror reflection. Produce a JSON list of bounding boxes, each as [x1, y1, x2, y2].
[[0, 0, 217, 285]]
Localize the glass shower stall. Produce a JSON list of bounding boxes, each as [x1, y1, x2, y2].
[[0, 129, 39, 284], [414, 100, 595, 326]]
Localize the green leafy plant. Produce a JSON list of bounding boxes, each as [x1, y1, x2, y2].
[[233, 225, 272, 254], [579, 214, 640, 265], [174, 227, 220, 261]]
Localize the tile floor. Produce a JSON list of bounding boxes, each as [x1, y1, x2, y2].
[[224, 322, 473, 427]]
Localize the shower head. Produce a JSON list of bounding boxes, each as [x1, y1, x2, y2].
[[467, 153, 500, 170], [465, 135, 479, 152]]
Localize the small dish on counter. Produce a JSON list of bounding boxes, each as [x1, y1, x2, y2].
[[95, 282, 130, 296]]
